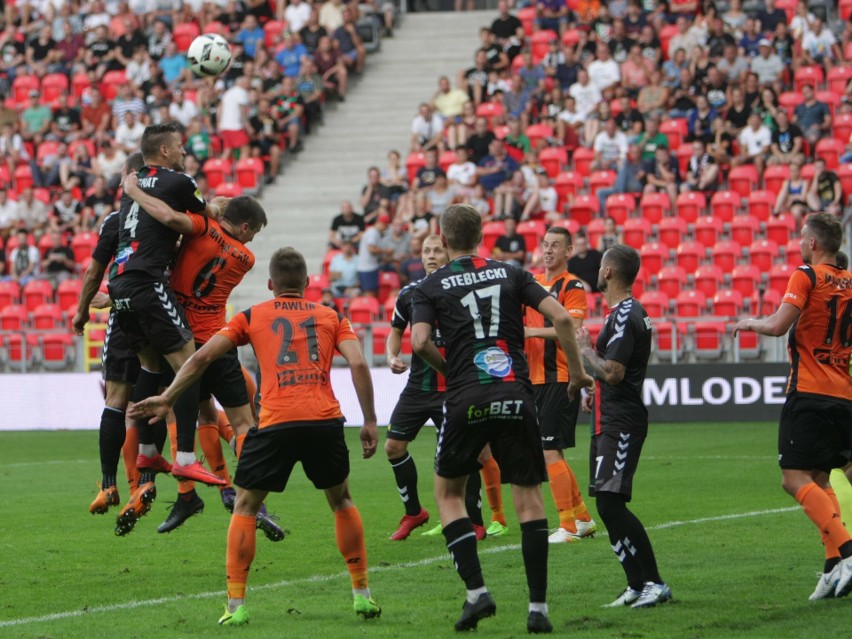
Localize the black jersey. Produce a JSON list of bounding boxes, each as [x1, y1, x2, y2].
[[392, 279, 446, 393], [592, 297, 652, 435], [109, 165, 206, 281], [92, 204, 122, 266], [411, 256, 549, 393]]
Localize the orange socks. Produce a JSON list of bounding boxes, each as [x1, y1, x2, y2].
[[480, 456, 506, 526], [547, 460, 577, 533], [797, 483, 851, 559], [335, 506, 368, 590], [122, 426, 139, 491], [565, 463, 591, 522], [198, 423, 232, 486], [226, 514, 256, 600], [217, 410, 235, 445], [235, 433, 246, 458]]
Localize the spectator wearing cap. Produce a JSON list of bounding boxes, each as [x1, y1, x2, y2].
[[750, 39, 783, 87], [329, 240, 361, 297], [235, 15, 266, 59], [276, 31, 308, 78], [357, 213, 391, 297], [801, 17, 841, 71], [20, 91, 52, 145], [477, 138, 520, 195], [793, 84, 832, 148]]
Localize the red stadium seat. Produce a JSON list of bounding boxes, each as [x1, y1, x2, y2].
[[348, 296, 380, 324], [482, 221, 506, 253], [633, 267, 648, 299], [14, 165, 34, 194], [654, 321, 687, 360], [639, 291, 669, 318], [794, 65, 825, 92], [203, 158, 232, 189], [748, 239, 779, 271], [214, 182, 242, 197], [816, 91, 841, 117], [525, 124, 553, 149], [40, 333, 75, 370], [675, 145, 692, 177], [567, 194, 598, 226], [264, 20, 287, 48], [800, 163, 816, 182], [777, 0, 796, 20], [639, 192, 670, 224], [322, 250, 340, 276], [37, 233, 54, 259], [517, 220, 545, 251], [622, 217, 651, 248], [778, 91, 804, 118], [766, 215, 796, 245], [710, 190, 740, 222], [730, 215, 760, 247], [639, 242, 668, 275], [530, 30, 558, 63], [71, 73, 91, 100], [842, 0, 852, 21], [100, 70, 127, 101], [746, 190, 776, 221], [603, 193, 635, 225], [438, 150, 457, 174], [554, 171, 583, 211], [659, 119, 687, 150], [0, 304, 28, 330], [586, 218, 606, 249], [675, 289, 706, 318], [41, 73, 70, 103], [0, 281, 21, 309], [728, 166, 758, 199], [31, 303, 63, 330], [675, 191, 705, 224], [694, 216, 724, 248], [11, 74, 39, 105], [657, 265, 687, 299], [814, 138, 844, 170], [22, 280, 53, 312], [56, 278, 82, 310], [539, 147, 568, 178], [833, 113, 852, 144], [713, 289, 744, 317], [753, 289, 782, 316], [368, 323, 391, 359], [762, 165, 790, 197], [572, 147, 595, 176], [173, 22, 200, 52], [588, 170, 616, 196], [736, 328, 762, 359], [657, 216, 687, 250], [476, 102, 505, 127], [675, 240, 705, 273], [305, 273, 328, 302], [694, 265, 724, 299], [0, 334, 38, 370], [378, 271, 401, 305], [234, 157, 265, 193], [517, 6, 536, 35], [768, 263, 796, 296], [405, 152, 426, 183], [693, 321, 726, 359], [712, 240, 741, 272], [383, 295, 397, 322], [203, 20, 227, 35], [659, 23, 679, 58], [731, 264, 761, 298], [785, 238, 802, 266], [71, 232, 98, 264]]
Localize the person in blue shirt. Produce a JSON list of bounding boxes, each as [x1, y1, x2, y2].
[[476, 138, 520, 194], [235, 15, 266, 59], [158, 41, 189, 85], [274, 32, 308, 78]]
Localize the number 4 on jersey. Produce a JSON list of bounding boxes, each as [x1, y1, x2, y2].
[[124, 202, 140, 238]]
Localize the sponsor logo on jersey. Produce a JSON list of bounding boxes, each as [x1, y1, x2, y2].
[[467, 399, 523, 422], [112, 298, 131, 311], [277, 368, 328, 387], [473, 347, 513, 378], [115, 246, 134, 264]]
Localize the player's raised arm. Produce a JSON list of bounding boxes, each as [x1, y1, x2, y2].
[[338, 338, 378, 459], [122, 172, 195, 234]]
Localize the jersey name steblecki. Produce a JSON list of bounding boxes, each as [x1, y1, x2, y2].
[[440, 267, 508, 289]]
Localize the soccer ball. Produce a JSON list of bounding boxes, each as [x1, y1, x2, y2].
[[187, 34, 232, 77]]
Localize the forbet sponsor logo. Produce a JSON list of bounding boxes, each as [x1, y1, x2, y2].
[[467, 400, 523, 423]]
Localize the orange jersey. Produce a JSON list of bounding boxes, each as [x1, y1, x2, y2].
[[216, 296, 358, 429], [525, 271, 587, 385], [782, 263, 852, 401], [171, 214, 255, 343]]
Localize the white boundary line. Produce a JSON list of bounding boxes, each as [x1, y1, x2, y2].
[[2, 459, 93, 469], [0, 505, 799, 628]]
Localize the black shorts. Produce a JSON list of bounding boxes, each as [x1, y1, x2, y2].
[[533, 382, 580, 450], [102, 311, 141, 384], [387, 388, 444, 441], [589, 428, 647, 501], [778, 393, 852, 473], [234, 422, 349, 492], [199, 345, 249, 408], [436, 383, 546, 486], [108, 276, 194, 355]]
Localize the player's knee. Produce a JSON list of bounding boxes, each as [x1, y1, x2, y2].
[[104, 381, 132, 409], [595, 491, 625, 521], [384, 438, 407, 459]]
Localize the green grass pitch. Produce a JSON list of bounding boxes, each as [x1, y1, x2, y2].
[[1, 422, 850, 638]]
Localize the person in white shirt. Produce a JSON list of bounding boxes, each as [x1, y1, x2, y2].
[[521, 170, 560, 224], [410, 103, 444, 153], [15, 188, 50, 233], [125, 46, 152, 89], [568, 69, 602, 120], [7, 229, 41, 284], [749, 39, 783, 86], [592, 118, 628, 171], [285, 0, 312, 33], [0, 189, 18, 238], [587, 43, 621, 97], [736, 112, 771, 180], [218, 76, 252, 160], [328, 240, 361, 297], [801, 18, 841, 70], [446, 147, 477, 196], [167, 88, 200, 129], [357, 214, 391, 296], [115, 111, 146, 154]]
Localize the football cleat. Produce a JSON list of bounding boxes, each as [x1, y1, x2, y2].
[[89, 483, 120, 515], [835, 556, 852, 598], [486, 521, 509, 537], [548, 527, 581, 544], [390, 508, 430, 540], [473, 524, 487, 541], [809, 567, 841, 600], [454, 592, 496, 631], [631, 582, 673, 608], [527, 611, 553, 634], [256, 504, 285, 542], [218, 604, 249, 626], [156, 492, 204, 533], [171, 460, 227, 486], [135, 453, 172, 474], [421, 523, 444, 536], [353, 594, 382, 619], [574, 518, 597, 538], [220, 487, 236, 513], [602, 587, 642, 608], [115, 481, 157, 536]]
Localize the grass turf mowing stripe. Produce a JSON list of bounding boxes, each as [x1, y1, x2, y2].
[[0, 505, 800, 629]]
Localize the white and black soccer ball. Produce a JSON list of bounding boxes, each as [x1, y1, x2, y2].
[[187, 34, 232, 77]]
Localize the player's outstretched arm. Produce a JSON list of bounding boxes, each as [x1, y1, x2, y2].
[[338, 338, 379, 459], [386, 326, 409, 374], [732, 303, 800, 338], [537, 296, 593, 396], [411, 321, 446, 376], [127, 335, 233, 423], [71, 257, 107, 335]]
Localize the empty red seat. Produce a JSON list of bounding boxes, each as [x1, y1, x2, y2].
[[778, 91, 805, 118], [693, 321, 727, 359], [675, 191, 706, 224], [214, 182, 242, 198], [0, 280, 21, 309], [11, 74, 39, 105], [833, 113, 852, 144], [525, 123, 553, 149], [530, 30, 558, 62], [549, 218, 581, 235], [438, 150, 458, 174], [31, 303, 63, 329], [263, 19, 287, 48], [0, 304, 28, 330], [657, 265, 687, 299], [639, 242, 668, 275], [1, 333, 38, 370], [710, 191, 740, 222], [40, 333, 75, 369], [173, 21, 200, 52], [378, 271, 401, 305], [654, 320, 687, 359], [639, 193, 670, 224], [554, 171, 583, 211], [713, 289, 744, 317], [14, 165, 34, 194], [100, 70, 126, 101], [659, 118, 687, 150], [694, 265, 724, 298], [749, 239, 779, 271], [632, 267, 648, 299], [305, 273, 328, 302], [814, 138, 845, 170], [828, 65, 852, 95], [622, 217, 651, 248], [675, 240, 704, 272], [22, 280, 53, 312], [572, 147, 595, 176], [348, 296, 380, 324], [785, 239, 802, 266], [768, 263, 795, 296], [837, 164, 852, 204], [568, 195, 598, 226], [41, 73, 69, 103], [538, 146, 567, 178], [753, 288, 782, 316], [728, 166, 758, 199], [604, 193, 635, 225], [203, 158, 233, 189], [588, 170, 616, 196], [586, 218, 607, 249], [675, 289, 706, 317], [766, 215, 796, 245], [234, 158, 265, 193], [482, 221, 506, 253], [731, 264, 761, 298], [794, 65, 824, 92], [657, 217, 688, 249], [639, 291, 669, 318], [746, 190, 776, 221], [694, 215, 724, 248], [71, 232, 98, 264], [762, 166, 790, 197], [712, 240, 742, 272], [475, 102, 505, 127], [731, 215, 760, 247]]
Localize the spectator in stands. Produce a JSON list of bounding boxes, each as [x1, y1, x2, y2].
[[681, 139, 719, 194], [186, 120, 212, 164], [503, 75, 533, 129], [146, 18, 171, 61], [276, 31, 308, 78], [235, 14, 265, 59], [0, 190, 17, 240], [793, 84, 832, 148], [361, 166, 391, 217], [517, 50, 546, 96], [335, 7, 366, 75], [738, 18, 762, 59], [725, 87, 751, 137], [85, 25, 118, 81], [427, 173, 456, 218], [61, 143, 95, 191], [93, 140, 127, 193], [432, 76, 470, 151], [329, 240, 361, 297], [0, 123, 31, 176], [0, 27, 26, 82], [588, 42, 621, 98], [505, 116, 531, 155], [284, 0, 311, 34], [6, 229, 40, 284], [769, 110, 804, 166], [314, 35, 348, 100], [50, 93, 82, 143], [81, 87, 112, 144], [465, 116, 496, 164], [556, 94, 584, 146], [637, 116, 668, 161], [806, 158, 843, 217], [446, 146, 477, 196], [34, 142, 69, 189], [158, 41, 189, 85], [477, 138, 519, 195], [380, 149, 409, 202], [643, 146, 679, 204], [111, 84, 146, 129], [757, 0, 787, 34], [320, 0, 345, 32], [83, 177, 113, 228], [357, 213, 391, 297], [623, 0, 646, 36], [167, 88, 199, 129], [584, 100, 613, 146], [521, 170, 559, 223], [380, 218, 411, 270], [408, 194, 436, 239], [735, 112, 771, 179], [300, 9, 329, 54], [801, 17, 841, 71], [51, 189, 83, 234], [597, 143, 646, 209], [592, 117, 628, 171], [113, 17, 146, 69], [492, 216, 526, 267], [568, 232, 602, 293], [413, 148, 445, 191], [687, 94, 717, 145], [329, 200, 365, 249], [26, 24, 64, 77], [536, 0, 572, 34], [399, 237, 425, 285], [219, 75, 252, 160], [597, 215, 623, 253], [466, 183, 492, 220], [20, 90, 52, 145], [667, 16, 697, 60], [410, 102, 444, 154], [636, 69, 669, 118], [461, 49, 490, 106], [668, 67, 699, 118], [115, 111, 145, 154], [773, 159, 810, 226], [15, 188, 49, 235], [492, 170, 527, 221], [296, 58, 325, 132], [621, 43, 653, 96], [320, 288, 340, 312], [490, 0, 524, 61], [750, 39, 783, 87], [41, 230, 75, 285], [568, 68, 602, 120]]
